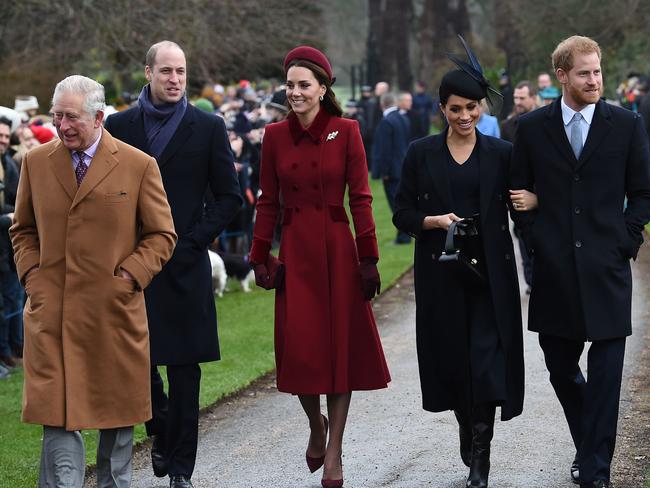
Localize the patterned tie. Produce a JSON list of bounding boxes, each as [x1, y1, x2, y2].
[[75, 151, 88, 187], [570, 112, 584, 159]]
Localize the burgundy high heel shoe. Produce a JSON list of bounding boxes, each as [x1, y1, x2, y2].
[[306, 414, 329, 473], [321, 456, 343, 487]]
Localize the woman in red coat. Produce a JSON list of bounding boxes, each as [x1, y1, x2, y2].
[[250, 46, 391, 487]]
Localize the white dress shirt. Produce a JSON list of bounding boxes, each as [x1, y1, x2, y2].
[[561, 97, 596, 147]]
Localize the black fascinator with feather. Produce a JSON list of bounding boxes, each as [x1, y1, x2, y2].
[[440, 34, 503, 115]]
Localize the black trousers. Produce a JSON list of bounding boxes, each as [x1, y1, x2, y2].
[[538, 334, 626, 484], [145, 364, 202, 478]]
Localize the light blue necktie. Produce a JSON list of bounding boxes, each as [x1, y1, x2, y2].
[[570, 112, 584, 159]]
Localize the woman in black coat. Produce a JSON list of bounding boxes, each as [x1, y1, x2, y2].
[[393, 66, 534, 488]]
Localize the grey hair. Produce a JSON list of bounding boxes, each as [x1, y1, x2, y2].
[[380, 92, 396, 109], [52, 75, 106, 116]]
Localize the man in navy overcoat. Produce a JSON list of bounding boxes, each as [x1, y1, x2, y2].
[[510, 35, 650, 488], [105, 41, 241, 488]]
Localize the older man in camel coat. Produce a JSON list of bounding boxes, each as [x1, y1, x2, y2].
[[10, 75, 176, 487]]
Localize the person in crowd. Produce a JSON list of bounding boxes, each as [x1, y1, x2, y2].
[[413, 81, 434, 137], [0, 116, 20, 370], [11, 124, 41, 166], [368, 81, 390, 178], [393, 37, 530, 488], [500, 81, 538, 143], [539, 86, 561, 106], [399, 91, 427, 141], [476, 100, 500, 137], [373, 92, 411, 244], [105, 41, 242, 488], [510, 35, 650, 488], [250, 45, 390, 488], [13, 95, 39, 122], [537, 72, 553, 91], [498, 70, 514, 120], [10, 74, 176, 488], [266, 88, 289, 122]]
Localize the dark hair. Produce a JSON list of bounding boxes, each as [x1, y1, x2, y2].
[[515, 80, 537, 97], [0, 116, 11, 130], [285, 59, 343, 117]]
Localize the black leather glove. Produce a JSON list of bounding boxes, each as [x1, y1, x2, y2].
[[359, 259, 381, 301], [253, 255, 285, 290]]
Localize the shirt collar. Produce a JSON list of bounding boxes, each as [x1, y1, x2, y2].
[[72, 128, 102, 160], [561, 97, 596, 126], [383, 106, 398, 117]]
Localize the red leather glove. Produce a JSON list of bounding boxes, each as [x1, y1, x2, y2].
[[253, 255, 285, 290], [359, 259, 381, 301]]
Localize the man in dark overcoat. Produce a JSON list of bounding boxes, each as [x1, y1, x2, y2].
[[105, 41, 241, 488], [510, 36, 650, 488], [374, 92, 411, 244]]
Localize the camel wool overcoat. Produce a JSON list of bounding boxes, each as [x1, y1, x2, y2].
[[10, 130, 177, 430]]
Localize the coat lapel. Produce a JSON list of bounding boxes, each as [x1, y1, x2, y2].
[[543, 98, 576, 166], [477, 133, 499, 226], [71, 131, 119, 209], [129, 108, 149, 153], [424, 132, 454, 211], [157, 105, 195, 168], [576, 100, 613, 171], [48, 141, 77, 201]]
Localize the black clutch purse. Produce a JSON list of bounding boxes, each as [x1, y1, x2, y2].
[[438, 217, 486, 284]]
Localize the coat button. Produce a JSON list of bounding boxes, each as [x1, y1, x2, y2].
[[312, 184, 318, 190], [292, 163, 298, 169], [315, 203, 322, 210], [501, 224, 507, 231], [497, 194, 503, 201], [295, 206, 301, 213], [574, 206, 581, 214], [505, 253, 511, 260], [574, 174, 580, 181], [424, 193, 429, 200], [292, 184, 299, 191], [431, 253, 437, 260], [575, 240, 582, 248], [312, 161, 317, 168]]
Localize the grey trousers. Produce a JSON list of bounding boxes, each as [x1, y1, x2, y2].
[[39, 425, 134, 488]]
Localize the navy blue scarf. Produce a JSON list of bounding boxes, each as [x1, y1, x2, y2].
[[138, 85, 187, 161]]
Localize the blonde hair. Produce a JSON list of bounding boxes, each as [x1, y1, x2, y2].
[[552, 36, 601, 73]]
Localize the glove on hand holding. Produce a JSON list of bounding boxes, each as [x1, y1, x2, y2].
[[253, 254, 285, 290], [359, 258, 381, 301]]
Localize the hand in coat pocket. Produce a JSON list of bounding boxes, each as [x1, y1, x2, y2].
[[253, 255, 285, 290], [359, 259, 381, 301]]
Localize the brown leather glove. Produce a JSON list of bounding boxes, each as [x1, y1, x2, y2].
[[359, 258, 380, 301], [253, 254, 285, 290]]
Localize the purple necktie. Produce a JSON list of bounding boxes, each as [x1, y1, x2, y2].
[[75, 151, 88, 187]]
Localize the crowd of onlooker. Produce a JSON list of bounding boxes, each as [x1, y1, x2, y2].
[[1, 69, 649, 379]]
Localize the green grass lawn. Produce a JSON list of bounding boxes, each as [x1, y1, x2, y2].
[[0, 177, 413, 487]]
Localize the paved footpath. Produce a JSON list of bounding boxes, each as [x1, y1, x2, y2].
[[129, 243, 650, 488]]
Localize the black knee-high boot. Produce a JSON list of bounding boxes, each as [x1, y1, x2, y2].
[[454, 407, 472, 467], [466, 404, 496, 488]]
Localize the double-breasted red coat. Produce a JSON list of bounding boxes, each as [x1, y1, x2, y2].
[[250, 109, 390, 394]]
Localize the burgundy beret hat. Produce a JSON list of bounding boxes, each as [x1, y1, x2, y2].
[[283, 46, 333, 82]]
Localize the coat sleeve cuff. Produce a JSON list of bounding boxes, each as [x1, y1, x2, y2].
[[249, 240, 271, 265], [17, 252, 40, 284], [119, 255, 152, 291], [356, 235, 379, 260]]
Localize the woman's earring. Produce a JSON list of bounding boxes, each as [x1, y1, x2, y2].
[[319, 95, 324, 102]]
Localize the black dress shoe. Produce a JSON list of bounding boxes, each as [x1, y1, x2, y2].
[[151, 435, 167, 478], [570, 455, 580, 484], [170, 475, 194, 488]]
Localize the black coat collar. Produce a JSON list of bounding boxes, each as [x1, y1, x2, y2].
[[424, 129, 501, 226], [544, 97, 613, 170]]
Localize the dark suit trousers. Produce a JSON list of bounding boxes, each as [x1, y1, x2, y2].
[[539, 334, 626, 483], [146, 364, 202, 478]]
